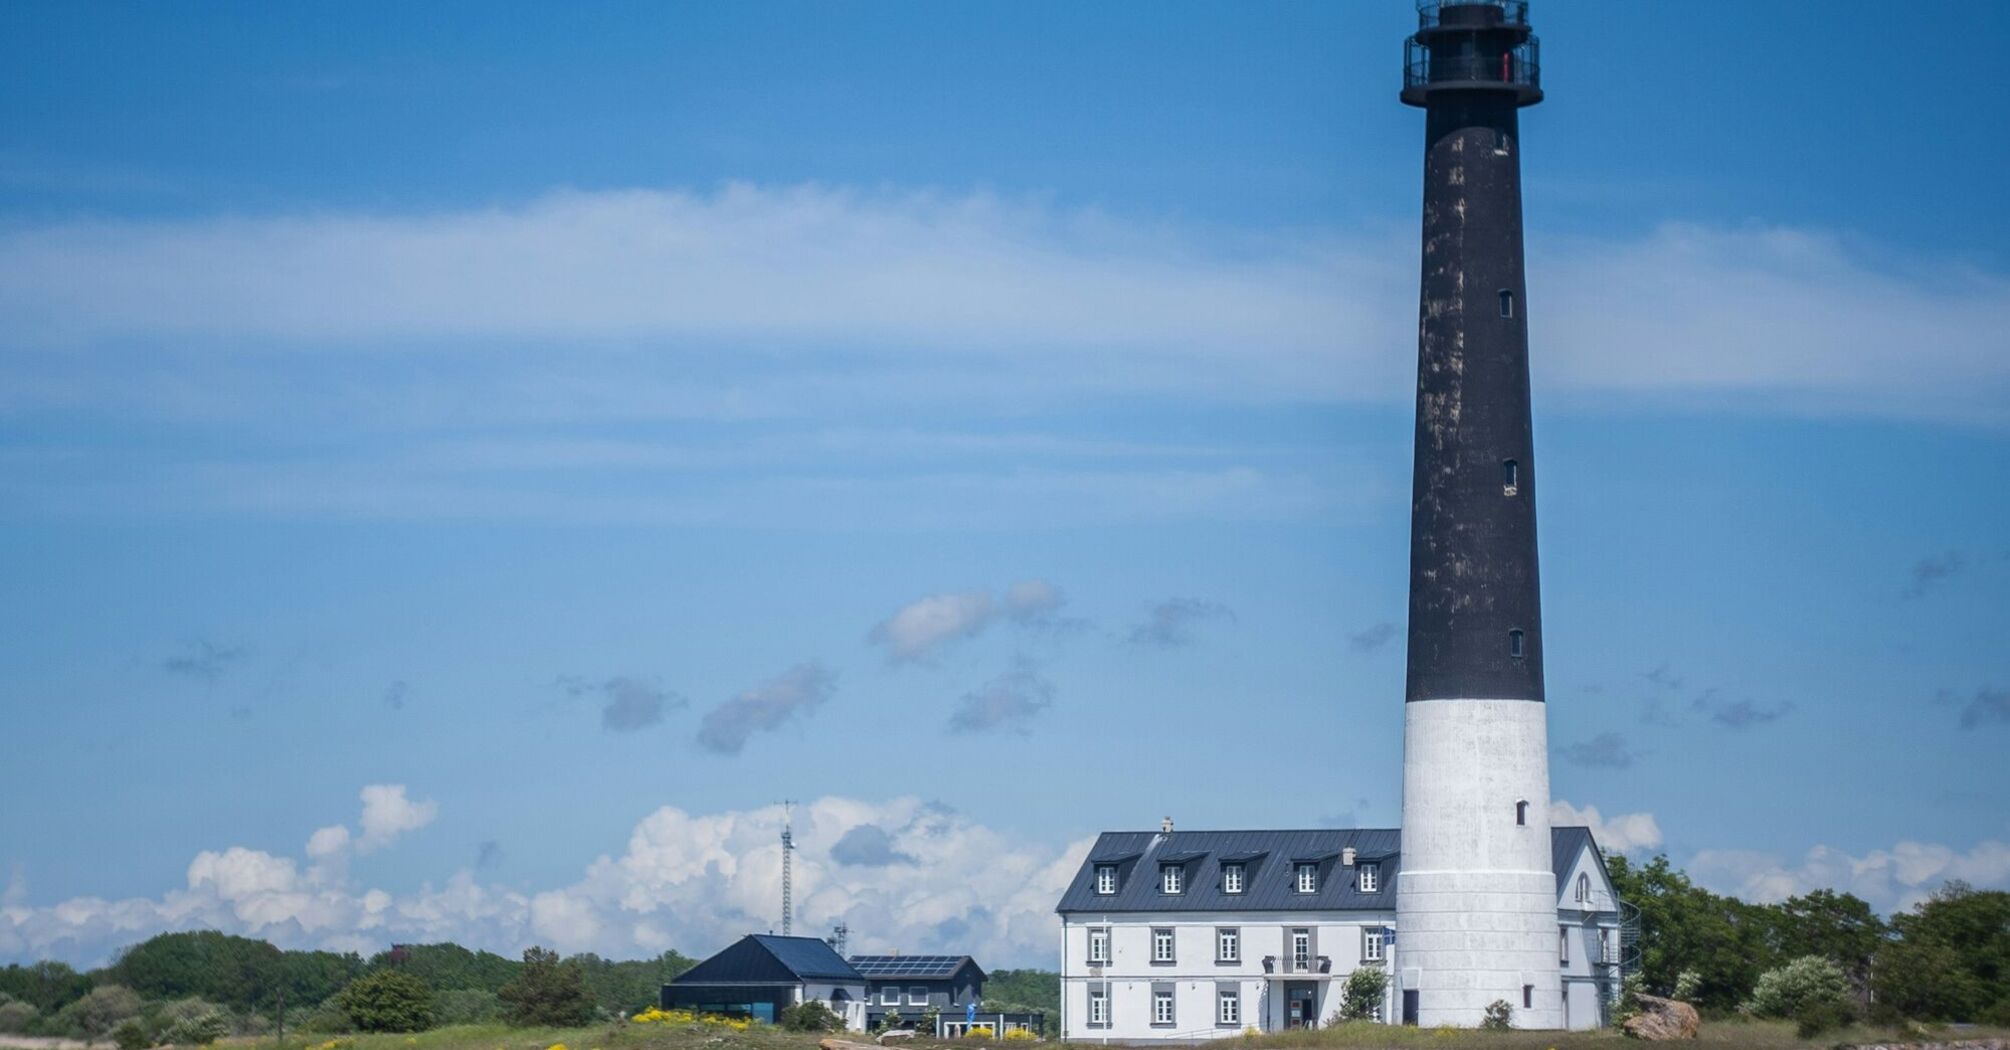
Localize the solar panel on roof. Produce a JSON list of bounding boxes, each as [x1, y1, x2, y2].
[[848, 955, 965, 978]]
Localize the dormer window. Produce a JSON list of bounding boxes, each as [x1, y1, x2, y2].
[[1094, 864, 1118, 895], [1295, 862, 1320, 894], [1222, 863, 1245, 894], [1358, 863, 1380, 893], [1161, 864, 1183, 895]]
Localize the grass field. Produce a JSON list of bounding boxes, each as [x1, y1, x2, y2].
[[240, 1019, 2010, 1050]]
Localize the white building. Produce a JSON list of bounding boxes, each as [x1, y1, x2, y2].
[[1055, 823, 1623, 1041]]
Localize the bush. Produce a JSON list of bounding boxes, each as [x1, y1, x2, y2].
[[1793, 999, 1856, 1038], [336, 970, 434, 1032], [778, 1001, 843, 1033], [111, 1019, 151, 1050], [161, 1012, 228, 1047], [497, 947, 597, 1028], [58, 985, 143, 1043], [432, 989, 503, 1026], [872, 1009, 903, 1034], [297, 999, 356, 1034], [1480, 999, 1513, 1030], [1745, 955, 1851, 1019], [965, 1025, 994, 1039], [1337, 967, 1389, 1021], [1671, 970, 1702, 1002], [1002, 1028, 1037, 1042], [0, 1001, 38, 1034]]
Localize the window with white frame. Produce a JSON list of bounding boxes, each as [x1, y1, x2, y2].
[[1358, 862, 1380, 893], [1094, 865, 1118, 895], [1362, 926, 1384, 963], [1291, 929, 1311, 972], [1222, 863, 1245, 894], [1088, 927, 1110, 964], [1152, 928, 1176, 963], [1217, 927, 1239, 963], [1161, 863, 1183, 894], [1559, 926, 1569, 964], [1217, 989, 1240, 1025], [1152, 991, 1175, 1026], [908, 986, 928, 1006], [1602, 928, 1616, 964], [880, 986, 898, 1006], [1295, 862, 1319, 893], [1087, 989, 1108, 1027]]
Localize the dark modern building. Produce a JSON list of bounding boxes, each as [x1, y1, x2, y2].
[[660, 934, 867, 1027], [851, 955, 982, 1030]]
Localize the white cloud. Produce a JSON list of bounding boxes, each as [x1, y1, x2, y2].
[[1002, 580, 1065, 622], [869, 591, 996, 663], [1690, 839, 2010, 914], [357, 785, 438, 852], [1549, 800, 1664, 854], [0, 794, 1090, 972], [305, 825, 351, 860]]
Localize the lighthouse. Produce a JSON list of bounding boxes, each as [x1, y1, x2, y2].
[[1394, 0, 1562, 1030]]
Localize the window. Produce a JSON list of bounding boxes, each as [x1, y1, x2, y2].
[[1515, 799, 1529, 826], [1216, 927, 1240, 963], [1362, 926, 1385, 963], [1088, 989, 1108, 1027], [880, 986, 899, 1006], [1522, 984, 1533, 1009], [1217, 989, 1240, 1026], [1094, 865, 1118, 895], [1499, 289, 1515, 318], [1152, 991, 1175, 1027], [1152, 928, 1176, 964], [1088, 927, 1110, 964], [1509, 629, 1525, 659], [1560, 926, 1570, 965], [1576, 872, 1590, 903], [909, 987, 928, 1006], [1295, 862, 1320, 893], [1492, 128, 1509, 154], [1357, 863, 1380, 893], [1161, 864, 1183, 895], [1602, 929, 1616, 964], [1503, 459, 1519, 495], [1222, 863, 1245, 894], [1291, 929, 1311, 972]]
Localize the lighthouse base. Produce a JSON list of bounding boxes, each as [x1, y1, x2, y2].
[[1397, 698, 1563, 1029]]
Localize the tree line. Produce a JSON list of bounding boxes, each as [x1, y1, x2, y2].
[[1611, 855, 2007, 1028], [0, 932, 698, 1045]]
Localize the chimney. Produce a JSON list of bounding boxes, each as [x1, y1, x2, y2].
[[1342, 846, 1357, 866], [1161, 816, 1174, 834]]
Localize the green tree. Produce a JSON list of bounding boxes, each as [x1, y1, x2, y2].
[[367, 944, 521, 994], [1871, 927, 1987, 1022], [1607, 854, 1775, 1009], [0, 1000, 39, 1034], [57, 985, 144, 1044], [496, 947, 596, 1028], [108, 932, 285, 1011], [1889, 882, 2008, 1017], [0, 961, 92, 1013], [978, 969, 1060, 1035], [1743, 956, 1851, 1019], [1336, 967, 1389, 1021], [565, 951, 696, 1016], [335, 969, 435, 1033], [1763, 889, 1887, 1001]]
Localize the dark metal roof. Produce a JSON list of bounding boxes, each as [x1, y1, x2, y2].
[[847, 955, 985, 982], [672, 934, 863, 985], [1551, 824, 1608, 896], [1057, 827, 1602, 913]]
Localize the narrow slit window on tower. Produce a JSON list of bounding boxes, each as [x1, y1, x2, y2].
[[1523, 985, 1533, 1009], [1515, 799, 1529, 826], [1503, 459, 1519, 495], [1499, 288, 1515, 318], [1493, 128, 1510, 155], [1509, 628, 1525, 659]]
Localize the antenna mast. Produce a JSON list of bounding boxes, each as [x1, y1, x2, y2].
[[780, 800, 795, 935]]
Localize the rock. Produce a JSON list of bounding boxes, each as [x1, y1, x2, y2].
[[877, 1034, 917, 1046], [821, 1039, 890, 1050], [1621, 994, 1700, 1041]]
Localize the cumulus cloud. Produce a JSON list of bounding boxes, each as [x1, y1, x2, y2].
[[160, 640, 244, 684], [1690, 839, 2010, 914], [947, 660, 1055, 734], [696, 662, 837, 755], [869, 592, 995, 663], [0, 795, 1091, 971], [1348, 622, 1397, 653], [305, 825, 351, 861], [1558, 732, 1643, 769], [1901, 551, 1965, 599], [357, 785, 438, 852], [1126, 598, 1235, 648], [1549, 800, 1664, 854], [1003, 580, 1067, 623]]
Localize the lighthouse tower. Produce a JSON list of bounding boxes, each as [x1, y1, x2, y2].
[[1394, 0, 1561, 1029]]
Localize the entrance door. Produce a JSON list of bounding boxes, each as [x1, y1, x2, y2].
[[1401, 990, 1419, 1026], [1285, 983, 1317, 1029]]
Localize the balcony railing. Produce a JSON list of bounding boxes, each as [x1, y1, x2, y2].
[[1416, 0, 1530, 29], [1402, 37, 1541, 94]]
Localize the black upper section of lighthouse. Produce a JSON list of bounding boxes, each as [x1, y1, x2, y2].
[[1401, 0, 1546, 704]]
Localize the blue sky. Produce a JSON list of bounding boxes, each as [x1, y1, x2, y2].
[[2, 1, 2007, 968]]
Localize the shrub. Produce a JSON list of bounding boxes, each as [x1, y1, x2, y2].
[[58, 985, 143, 1043], [1671, 970, 1702, 1002], [965, 1024, 994, 1039], [872, 1009, 903, 1034], [497, 948, 596, 1028], [1745, 955, 1850, 1019], [1002, 1028, 1037, 1041], [161, 1012, 228, 1047], [1480, 999, 1513, 1030], [432, 989, 503, 1026], [111, 1019, 151, 1050], [1793, 999, 1856, 1038], [337, 969, 435, 1033], [0, 1001, 38, 1034], [297, 999, 356, 1034], [778, 1001, 843, 1033], [1338, 967, 1390, 1021]]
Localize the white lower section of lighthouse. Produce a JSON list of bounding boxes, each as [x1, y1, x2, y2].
[[1397, 698, 1564, 1029]]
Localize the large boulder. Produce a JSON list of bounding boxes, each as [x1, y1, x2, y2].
[[1621, 994, 1700, 1040]]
